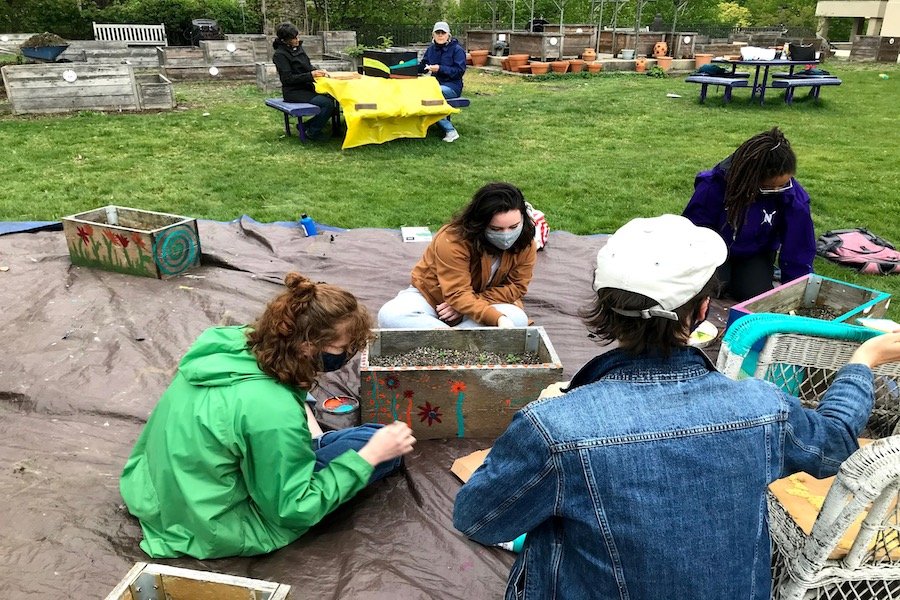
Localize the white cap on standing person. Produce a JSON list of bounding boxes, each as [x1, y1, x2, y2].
[[592, 214, 727, 320], [433, 21, 451, 34]]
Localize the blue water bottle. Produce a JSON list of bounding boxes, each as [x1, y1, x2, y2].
[[299, 213, 318, 237]]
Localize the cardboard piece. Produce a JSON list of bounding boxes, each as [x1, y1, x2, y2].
[[451, 449, 490, 483]]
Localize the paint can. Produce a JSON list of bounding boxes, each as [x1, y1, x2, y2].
[[314, 395, 361, 430]]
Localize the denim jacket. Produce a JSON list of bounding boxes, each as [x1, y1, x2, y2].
[[453, 347, 874, 600]]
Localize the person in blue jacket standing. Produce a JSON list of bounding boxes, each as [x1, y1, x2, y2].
[[682, 127, 816, 301], [420, 21, 466, 143]]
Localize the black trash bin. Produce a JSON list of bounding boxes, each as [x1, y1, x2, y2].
[[190, 18, 225, 45]]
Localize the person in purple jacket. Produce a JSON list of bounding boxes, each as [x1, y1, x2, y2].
[[683, 127, 815, 301], [419, 21, 466, 143]]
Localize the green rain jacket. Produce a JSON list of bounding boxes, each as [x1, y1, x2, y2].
[[120, 326, 374, 558]]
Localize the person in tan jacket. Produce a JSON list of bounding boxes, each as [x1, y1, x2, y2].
[[378, 182, 537, 328]]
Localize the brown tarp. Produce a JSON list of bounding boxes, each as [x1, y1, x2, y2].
[[0, 218, 731, 598]]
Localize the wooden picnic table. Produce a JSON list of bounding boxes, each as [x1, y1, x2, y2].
[[713, 58, 821, 104]]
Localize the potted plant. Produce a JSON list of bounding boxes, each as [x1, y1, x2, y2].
[[569, 58, 585, 73], [635, 56, 647, 73]]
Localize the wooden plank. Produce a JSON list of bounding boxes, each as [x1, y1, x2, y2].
[[9, 84, 135, 100], [744, 280, 807, 314], [818, 278, 874, 311], [9, 95, 138, 114]]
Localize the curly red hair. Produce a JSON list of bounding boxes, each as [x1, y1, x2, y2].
[[246, 272, 373, 389]]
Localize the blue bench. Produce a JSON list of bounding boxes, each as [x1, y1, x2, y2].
[[769, 77, 842, 104], [265, 98, 340, 142], [685, 75, 749, 104]]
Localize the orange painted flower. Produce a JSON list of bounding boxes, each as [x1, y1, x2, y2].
[[450, 381, 467, 393], [129, 233, 147, 251], [76, 225, 93, 245], [102, 229, 117, 243], [113, 233, 130, 248]]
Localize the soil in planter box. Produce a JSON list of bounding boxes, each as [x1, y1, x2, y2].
[[791, 306, 842, 320], [369, 346, 542, 368]]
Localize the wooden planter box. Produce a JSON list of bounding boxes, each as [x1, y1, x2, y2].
[[63, 206, 201, 279], [727, 274, 891, 329], [1, 63, 174, 115], [135, 73, 174, 109], [105, 562, 291, 600], [360, 327, 563, 440]]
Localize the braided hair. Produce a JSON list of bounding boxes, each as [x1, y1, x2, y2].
[[723, 127, 796, 232]]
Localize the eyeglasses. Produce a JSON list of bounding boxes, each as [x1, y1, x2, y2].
[[758, 180, 793, 194]]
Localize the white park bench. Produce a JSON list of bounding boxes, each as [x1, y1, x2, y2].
[[92, 22, 168, 46]]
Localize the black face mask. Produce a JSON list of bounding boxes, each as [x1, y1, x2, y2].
[[319, 351, 348, 372]]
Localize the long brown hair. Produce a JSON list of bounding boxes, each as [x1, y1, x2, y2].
[[724, 127, 796, 231], [449, 182, 536, 256], [246, 273, 373, 389]]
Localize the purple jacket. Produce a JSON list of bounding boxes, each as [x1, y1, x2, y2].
[[683, 159, 816, 283]]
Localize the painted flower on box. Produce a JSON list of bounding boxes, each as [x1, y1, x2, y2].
[[418, 402, 442, 426], [383, 374, 400, 389], [450, 380, 467, 393], [76, 225, 93, 245], [130, 233, 148, 251]]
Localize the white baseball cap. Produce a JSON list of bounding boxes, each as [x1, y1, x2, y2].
[[433, 21, 451, 34], [592, 215, 727, 320]]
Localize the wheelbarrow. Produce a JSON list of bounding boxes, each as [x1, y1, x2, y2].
[[20, 44, 70, 62]]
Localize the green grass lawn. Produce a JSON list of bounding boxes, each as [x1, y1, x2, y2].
[[1, 62, 899, 315]]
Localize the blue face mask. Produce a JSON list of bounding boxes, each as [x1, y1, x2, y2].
[[319, 351, 348, 372], [485, 223, 523, 250]]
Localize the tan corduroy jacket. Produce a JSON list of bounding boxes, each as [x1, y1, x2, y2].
[[410, 225, 537, 326]]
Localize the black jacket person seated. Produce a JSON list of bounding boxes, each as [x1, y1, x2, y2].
[[272, 22, 336, 140]]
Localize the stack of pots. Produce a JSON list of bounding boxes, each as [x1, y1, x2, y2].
[[507, 54, 530, 71], [582, 48, 596, 62], [470, 49, 489, 67]]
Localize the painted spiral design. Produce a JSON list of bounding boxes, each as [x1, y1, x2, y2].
[[153, 226, 199, 276]]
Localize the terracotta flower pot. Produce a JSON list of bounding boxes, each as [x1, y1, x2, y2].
[[466, 53, 473, 66], [550, 60, 569, 74], [515, 65, 532, 73], [582, 48, 596, 62], [569, 59, 585, 73], [587, 61, 603, 74], [530, 61, 550, 75], [657, 55, 673, 71], [470, 49, 489, 67], [694, 53, 713, 68], [634, 57, 647, 73], [507, 53, 530, 71], [501, 57, 510, 71]]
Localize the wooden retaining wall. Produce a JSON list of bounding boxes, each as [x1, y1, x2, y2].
[[60, 41, 160, 68], [1, 63, 173, 114]]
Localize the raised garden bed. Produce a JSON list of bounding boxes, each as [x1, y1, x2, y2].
[[1, 62, 174, 114], [360, 327, 563, 440], [63, 206, 201, 279], [727, 274, 891, 329]]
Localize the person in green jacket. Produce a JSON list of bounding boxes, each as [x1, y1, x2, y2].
[[120, 272, 416, 559]]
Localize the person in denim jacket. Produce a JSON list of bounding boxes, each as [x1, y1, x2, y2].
[[453, 215, 900, 600]]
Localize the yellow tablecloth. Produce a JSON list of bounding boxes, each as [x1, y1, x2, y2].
[[315, 76, 459, 149]]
